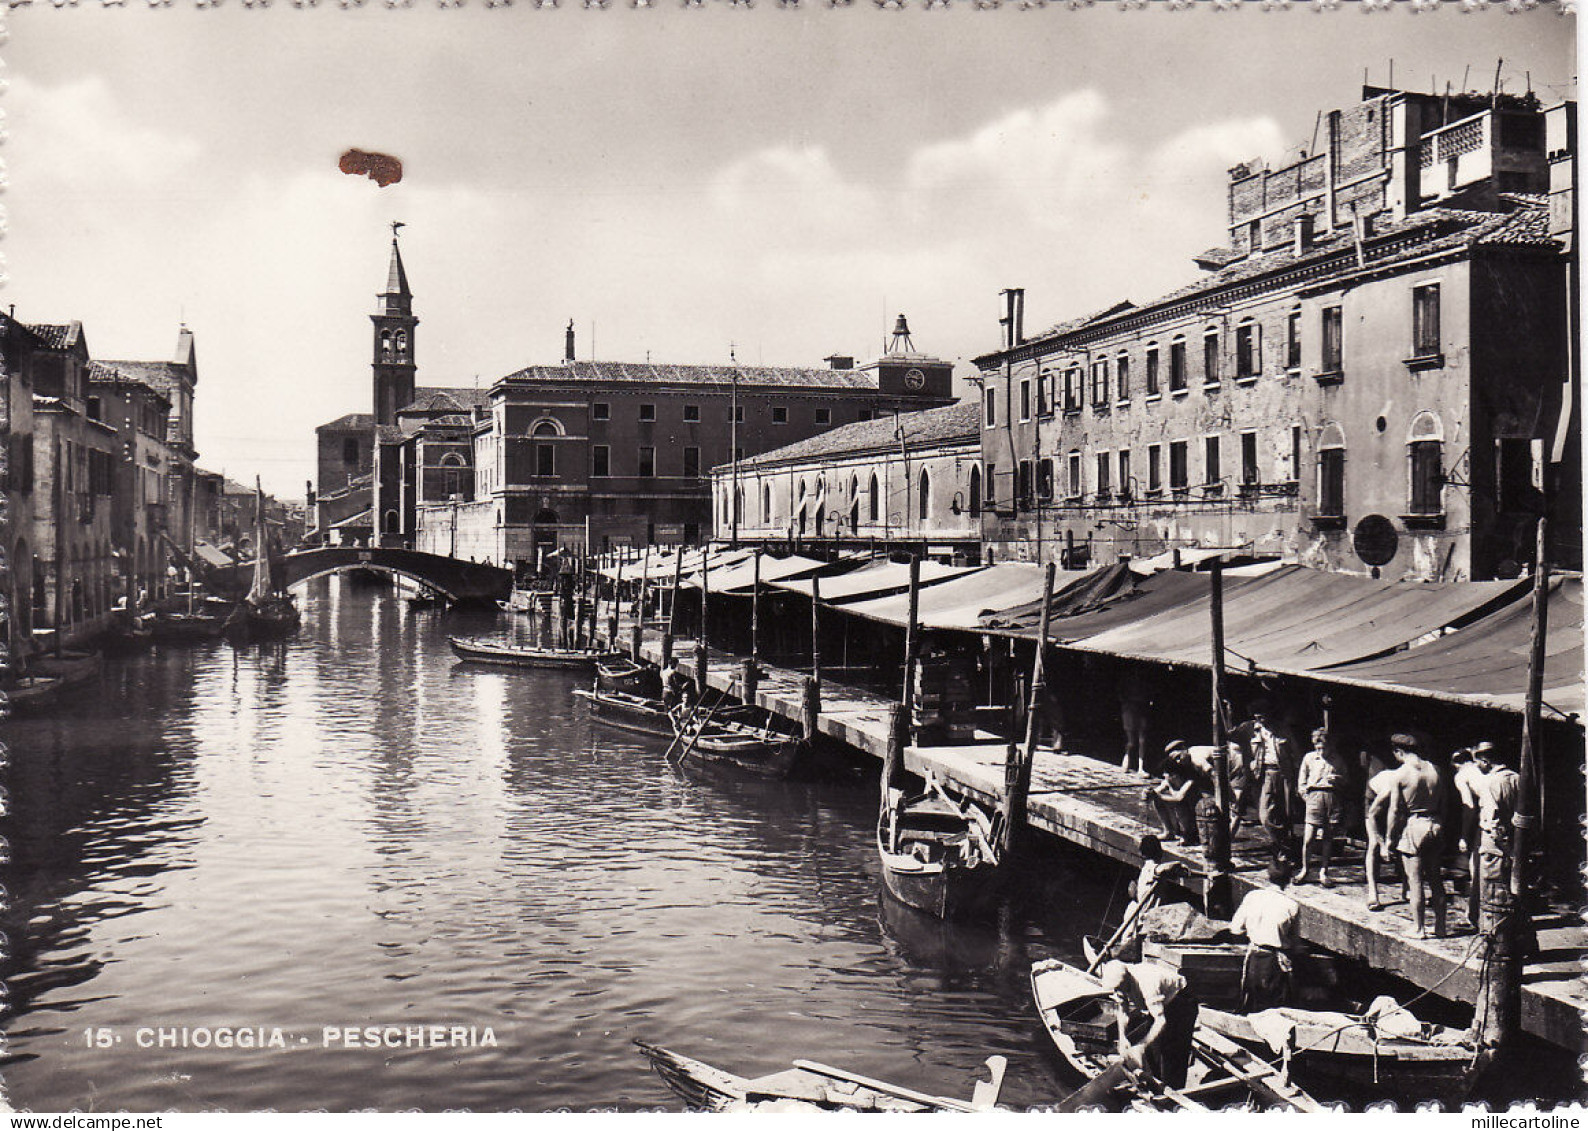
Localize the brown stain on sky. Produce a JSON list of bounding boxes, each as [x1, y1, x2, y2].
[[339, 149, 403, 188]]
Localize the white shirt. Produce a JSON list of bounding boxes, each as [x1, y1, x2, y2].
[[1230, 887, 1300, 950], [1124, 962, 1186, 1015]]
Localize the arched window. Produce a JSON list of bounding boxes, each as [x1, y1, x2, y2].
[[1317, 423, 1346, 519], [762, 483, 772, 523], [380, 330, 393, 360], [735, 487, 744, 524], [384, 510, 400, 534], [868, 474, 879, 522], [532, 420, 560, 437], [969, 465, 981, 518], [440, 452, 465, 467], [918, 469, 931, 522], [850, 496, 859, 532], [815, 505, 825, 535], [849, 474, 858, 503], [395, 330, 408, 356], [1408, 412, 1444, 515]]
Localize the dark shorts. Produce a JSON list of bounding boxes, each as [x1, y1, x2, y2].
[[1303, 788, 1339, 829]]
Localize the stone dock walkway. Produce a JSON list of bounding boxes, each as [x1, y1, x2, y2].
[[604, 618, 1586, 1052]]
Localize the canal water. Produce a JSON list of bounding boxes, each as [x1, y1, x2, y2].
[[1, 577, 1125, 1112]]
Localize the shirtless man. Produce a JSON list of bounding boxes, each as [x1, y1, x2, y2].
[[1385, 733, 1449, 939], [1362, 759, 1403, 912]]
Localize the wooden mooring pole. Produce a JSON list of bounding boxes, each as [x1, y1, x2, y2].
[[662, 547, 684, 666], [1001, 562, 1055, 859], [1205, 558, 1234, 917], [630, 544, 650, 661], [1477, 519, 1549, 1051], [694, 549, 710, 697], [804, 573, 823, 741]]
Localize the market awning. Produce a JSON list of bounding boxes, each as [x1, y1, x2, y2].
[[682, 553, 829, 594], [1314, 577, 1583, 719], [840, 563, 1087, 629], [772, 559, 979, 603], [191, 541, 235, 569], [598, 547, 749, 582], [1071, 566, 1525, 673], [977, 562, 1149, 635]]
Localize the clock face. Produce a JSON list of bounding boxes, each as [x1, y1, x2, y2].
[[903, 368, 926, 390]]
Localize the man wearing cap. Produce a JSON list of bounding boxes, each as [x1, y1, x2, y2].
[[1469, 743, 1520, 924], [1098, 958, 1198, 1089], [1386, 732, 1449, 939], [1232, 699, 1299, 859], [1228, 859, 1303, 1010]]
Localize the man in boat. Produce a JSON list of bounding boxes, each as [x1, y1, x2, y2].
[[1385, 732, 1449, 940], [1228, 858, 1302, 1010], [1297, 728, 1349, 887], [1097, 958, 1197, 1089], [661, 658, 690, 711]]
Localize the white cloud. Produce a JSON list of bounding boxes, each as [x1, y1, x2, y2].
[[8, 75, 201, 186]]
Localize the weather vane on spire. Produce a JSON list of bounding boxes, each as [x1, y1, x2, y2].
[[391, 220, 406, 239]]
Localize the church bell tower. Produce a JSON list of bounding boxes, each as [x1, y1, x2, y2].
[[372, 223, 418, 426]]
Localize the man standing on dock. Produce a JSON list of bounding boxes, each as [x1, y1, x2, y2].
[[1232, 700, 1299, 862], [1386, 733, 1449, 940]]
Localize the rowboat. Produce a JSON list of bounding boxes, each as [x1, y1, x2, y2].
[[636, 1041, 1006, 1112], [1030, 958, 1323, 1112], [672, 706, 805, 778], [1197, 1002, 1489, 1106], [448, 636, 607, 670], [596, 656, 660, 696], [1, 675, 65, 716], [877, 775, 1001, 920], [572, 687, 674, 737]]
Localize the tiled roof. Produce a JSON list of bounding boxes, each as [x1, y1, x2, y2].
[[501, 360, 879, 391], [97, 359, 191, 400], [409, 386, 491, 410], [375, 424, 405, 444], [994, 200, 1558, 362], [736, 400, 979, 470], [25, 323, 81, 351], [86, 360, 172, 403], [317, 412, 375, 432]]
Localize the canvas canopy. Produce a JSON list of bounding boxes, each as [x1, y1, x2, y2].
[[772, 559, 978, 602], [1313, 577, 1583, 720], [681, 553, 828, 594], [839, 563, 1090, 630]]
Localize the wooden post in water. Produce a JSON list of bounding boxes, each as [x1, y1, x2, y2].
[[1478, 520, 1549, 1051], [630, 546, 648, 661], [1001, 562, 1055, 860], [900, 556, 922, 707], [750, 551, 762, 668], [607, 554, 623, 651], [1204, 559, 1234, 918], [803, 573, 824, 741], [694, 550, 710, 699], [662, 547, 684, 666], [882, 702, 908, 795]]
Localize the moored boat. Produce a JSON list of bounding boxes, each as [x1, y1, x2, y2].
[[635, 1041, 1006, 1113], [448, 636, 606, 670], [572, 686, 674, 737], [1, 675, 65, 716], [877, 775, 1001, 920], [596, 656, 660, 696], [672, 706, 804, 778], [1030, 958, 1323, 1112]]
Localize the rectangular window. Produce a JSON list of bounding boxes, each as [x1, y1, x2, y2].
[[1169, 440, 1189, 490], [683, 447, 701, 478], [1038, 458, 1054, 501], [1091, 361, 1109, 406], [1204, 435, 1221, 486], [1017, 460, 1033, 508], [771, 405, 788, 424], [1118, 451, 1132, 499], [1318, 449, 1345, 517], [1169, 340, 1187, 391], [1116, 356, 1130, 401], [815, 407, 831, 426], [1145, 348, 1160, 396], [985, 463, 996, 504], [1322, 305, 1343, 373], [1290, 425, 1303, 482], [1067, 453, 1082, 499], [1495, 438, 1537, 511], [593, 402, 610, 421], [1241, 431, 1259, 485], [1147, 445, 1162, 494], [734, 446, 744, 462], [1413, 283, 1441, 357], [1203, 333, 1221, 386], [639, 403, 656, 422], [638, 446, 656, 477], [1286, 311, 1302, 370], [537, 443, 556, 478], [1236, 322, 1261, 379], [985, 388, 996, 427], [1036, 372, 1049, 416], [1065, 368, 1081, 412], [1096, 452, 1112, 497], [1020, 379, 1031, 421], [734, 406, 745, 423], [343, 437, 359, 464], [683, 404, 701, 422], [1409, 441, 1442, 513], [592, 445, 610, 477]]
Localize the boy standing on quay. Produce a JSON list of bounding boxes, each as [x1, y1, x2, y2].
[[1386, 733, 1449, 940], [1297, 728, 1348, 887]]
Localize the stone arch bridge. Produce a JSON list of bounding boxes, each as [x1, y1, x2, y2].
[[214, 547, 513, 603]]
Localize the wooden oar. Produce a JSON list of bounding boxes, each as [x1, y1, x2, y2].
[[1083, 871, 1171, 975], [791, 1060, 976, 1113], [668, 693, 725, 766]]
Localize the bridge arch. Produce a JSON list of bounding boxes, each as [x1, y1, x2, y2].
[[252, 547, 513, 603]]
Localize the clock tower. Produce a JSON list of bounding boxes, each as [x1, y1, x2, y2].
[[372, 227, 418, 427], [869, 313, 953, 400]]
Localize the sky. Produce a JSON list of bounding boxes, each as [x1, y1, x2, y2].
[[6, 4, 1574, 499]]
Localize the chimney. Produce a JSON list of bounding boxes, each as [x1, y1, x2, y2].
[[1293, 213, 1314, 256], [824, 354, 855, 371], [1000, 288, 1026, 350], [564, 320, 576, 364]]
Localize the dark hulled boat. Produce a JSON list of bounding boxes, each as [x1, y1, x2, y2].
[[572, 686, 674, 737], [672, 706, 805, 778], [876, 776, 1001, 921], [449, 636, 607, 670]]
